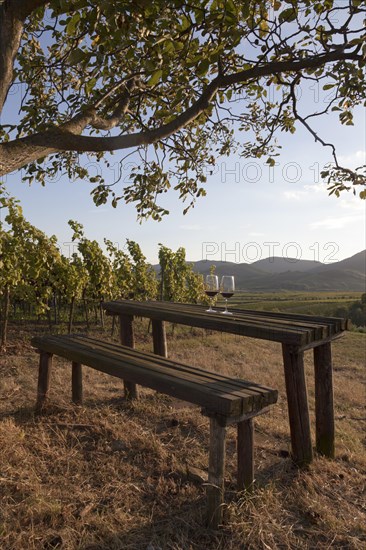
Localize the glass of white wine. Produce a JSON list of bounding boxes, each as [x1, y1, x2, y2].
[[204, 274, 219, 313], [220, 275, 235, 315]]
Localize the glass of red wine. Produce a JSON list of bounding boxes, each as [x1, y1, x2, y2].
[[205, 274, 219, 313], [220, 275, 235, 315]]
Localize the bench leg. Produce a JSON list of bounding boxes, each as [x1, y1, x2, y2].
[[72, 362, 83, 404], [207, 417, 226, 529], [36, 351, 53, 412], [119, 314, 138, 399], [237, 418, 254, 491]]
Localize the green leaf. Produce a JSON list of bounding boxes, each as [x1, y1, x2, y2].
[[242, 2, 250, 18], [66, 13, 80, 35], [197, 59, 209, 76], [85, 77, 96, 95], [147, 69, 163, 86], [279, 7, 297, 23], [180, 14, 191, 31], [68, 48, 86, 66]]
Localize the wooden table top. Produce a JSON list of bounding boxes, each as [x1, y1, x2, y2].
[[103, 300, 348, 348]]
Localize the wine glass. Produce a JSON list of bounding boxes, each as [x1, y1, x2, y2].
[[220, 276, 235, 315], [204, 274, 219, 313]]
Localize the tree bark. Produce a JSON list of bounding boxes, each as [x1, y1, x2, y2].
[[0, 0, 48, 113]]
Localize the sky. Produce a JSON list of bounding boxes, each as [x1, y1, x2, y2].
[[1, 72, 365, 268]]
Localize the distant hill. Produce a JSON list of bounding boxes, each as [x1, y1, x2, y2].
[[189, 251, 366, 291], [189, 260, 263, 279], [252, 256, 322, 274], [152, 250, 366, 291], [310, 250, 366, 276]]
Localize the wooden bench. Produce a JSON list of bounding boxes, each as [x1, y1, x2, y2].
[[31, 334, 278, 528]]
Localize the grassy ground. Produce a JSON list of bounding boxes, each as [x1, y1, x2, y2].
[[223, 291, 362, 315], [0, 319, 365, 549]]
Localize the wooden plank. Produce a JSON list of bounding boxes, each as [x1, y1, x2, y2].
[[36, 351, 53, 412], [228, 306, 347, 332], [30, 338, 246, 416], [104, 301, 309, 345], [237, 418, 254, 491], [72, 362, 83, 404], [119, 314, 138, 399], [207, 417, 226, 528], [298, 332, 344, 352], [281, 344, 313, 466], [177, 303, 335, 337], [105, 299, 347, 334], [31, 336, 277, 416], [152, 319, 168, 357], [314, 343, 335, 458], [67, 336, 276, 401], [31, 335, 276, 401]]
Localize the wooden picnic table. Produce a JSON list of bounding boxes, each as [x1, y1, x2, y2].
[[103, 299, 348, 466]]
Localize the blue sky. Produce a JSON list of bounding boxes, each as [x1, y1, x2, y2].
[[2, 83, 365, 266]]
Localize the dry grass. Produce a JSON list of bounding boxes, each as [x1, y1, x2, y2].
[[0, 320, 365, 549]]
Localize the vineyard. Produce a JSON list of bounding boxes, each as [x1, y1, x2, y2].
[[2, 188, 365, 351], [0, 189, 206, 349]]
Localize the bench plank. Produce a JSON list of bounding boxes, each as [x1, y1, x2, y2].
[[32, 335, 277, 418], [70, 337, 274, 401]]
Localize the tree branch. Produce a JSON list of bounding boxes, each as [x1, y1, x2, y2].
[[0, 48, 363, 176], [289, 77, 339, 167], [91, 77, 137, 130]]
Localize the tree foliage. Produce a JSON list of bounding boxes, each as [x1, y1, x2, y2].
[[0, 0, 365, 218], [336, 294, 366, 328]]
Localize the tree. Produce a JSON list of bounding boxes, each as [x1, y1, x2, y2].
[[0, 186, 63, 346], [158, 244, 205, 303], [69, 219, 114, 326], [125, 239, 158, 300], [0, 0, 365, 219]]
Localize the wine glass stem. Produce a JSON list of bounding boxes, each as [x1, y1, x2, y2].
[[225, 299, 228, 313]]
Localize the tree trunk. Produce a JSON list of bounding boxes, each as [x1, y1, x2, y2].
[[46, 307, 52, 330], [68, 296, 76, 334], [53, 292, 57, 325], [57, 291, 62, 323], [99, 300, 105, 330], [160, 266, 164, 301], [1, 286, 10, 350], [111, 315, 116, 337], [83, 290, 89, 328]]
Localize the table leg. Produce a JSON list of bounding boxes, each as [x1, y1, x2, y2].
[[282, 344, 313, 466], [314, 342, 335, 458], [152, 319, 168, 357], [119, 314, 138, 399]]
